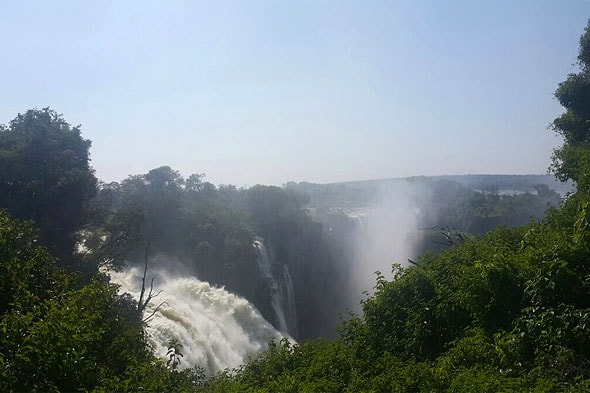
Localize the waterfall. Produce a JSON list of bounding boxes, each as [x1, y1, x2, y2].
[[109, 266, 285, 375], [281, 265, 298, 338], [252, 238, 297, 336]]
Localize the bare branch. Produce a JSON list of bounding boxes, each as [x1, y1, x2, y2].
[[135, 240, 165, 321], [137, 240, 150, 314], [420, 225, 466, 248], [143, 301, 169, 323]]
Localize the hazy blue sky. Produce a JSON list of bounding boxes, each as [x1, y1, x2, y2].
[[1, 1, 588, 186]]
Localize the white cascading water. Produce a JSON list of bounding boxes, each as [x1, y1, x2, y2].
[[109, 265, 285, 375], [252, 238, 297, 336], [281, 264, 298, 338]]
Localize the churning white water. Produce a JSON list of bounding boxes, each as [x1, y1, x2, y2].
[[109, 266, 285, 375]]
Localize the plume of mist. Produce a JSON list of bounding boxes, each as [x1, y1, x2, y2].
[[349, 182, 425, 311]]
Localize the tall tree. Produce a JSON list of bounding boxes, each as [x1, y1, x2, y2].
[[0, 108, 97, 270], [551, 21, 590, 193]]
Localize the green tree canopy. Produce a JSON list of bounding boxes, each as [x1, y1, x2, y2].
[[0, 210, 202, 392], [0, 108, 97, 270], [552, 21, 590, 193]]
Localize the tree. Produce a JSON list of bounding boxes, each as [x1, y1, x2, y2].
[[0, 108, 97, 270], [551, 21, 590, 193], [0, 210, 140, 391], [0, 210, 202, 392]]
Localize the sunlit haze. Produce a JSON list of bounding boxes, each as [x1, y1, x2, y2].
[[1, 1, 588, 186]]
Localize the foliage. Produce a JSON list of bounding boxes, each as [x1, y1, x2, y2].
[[551, 22, 590, 194], [0, 108, 97, 272], [194, 197, 590, 391], [84, 167, 258, 287], [0, 210, 197, 392], [85, 168, 339, 338]]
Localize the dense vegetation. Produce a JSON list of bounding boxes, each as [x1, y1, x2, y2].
[[0, 211, 207, 392], [0, 19, 589, 393], [0, 108, 97, 272], [202, 209, 590, 391]]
